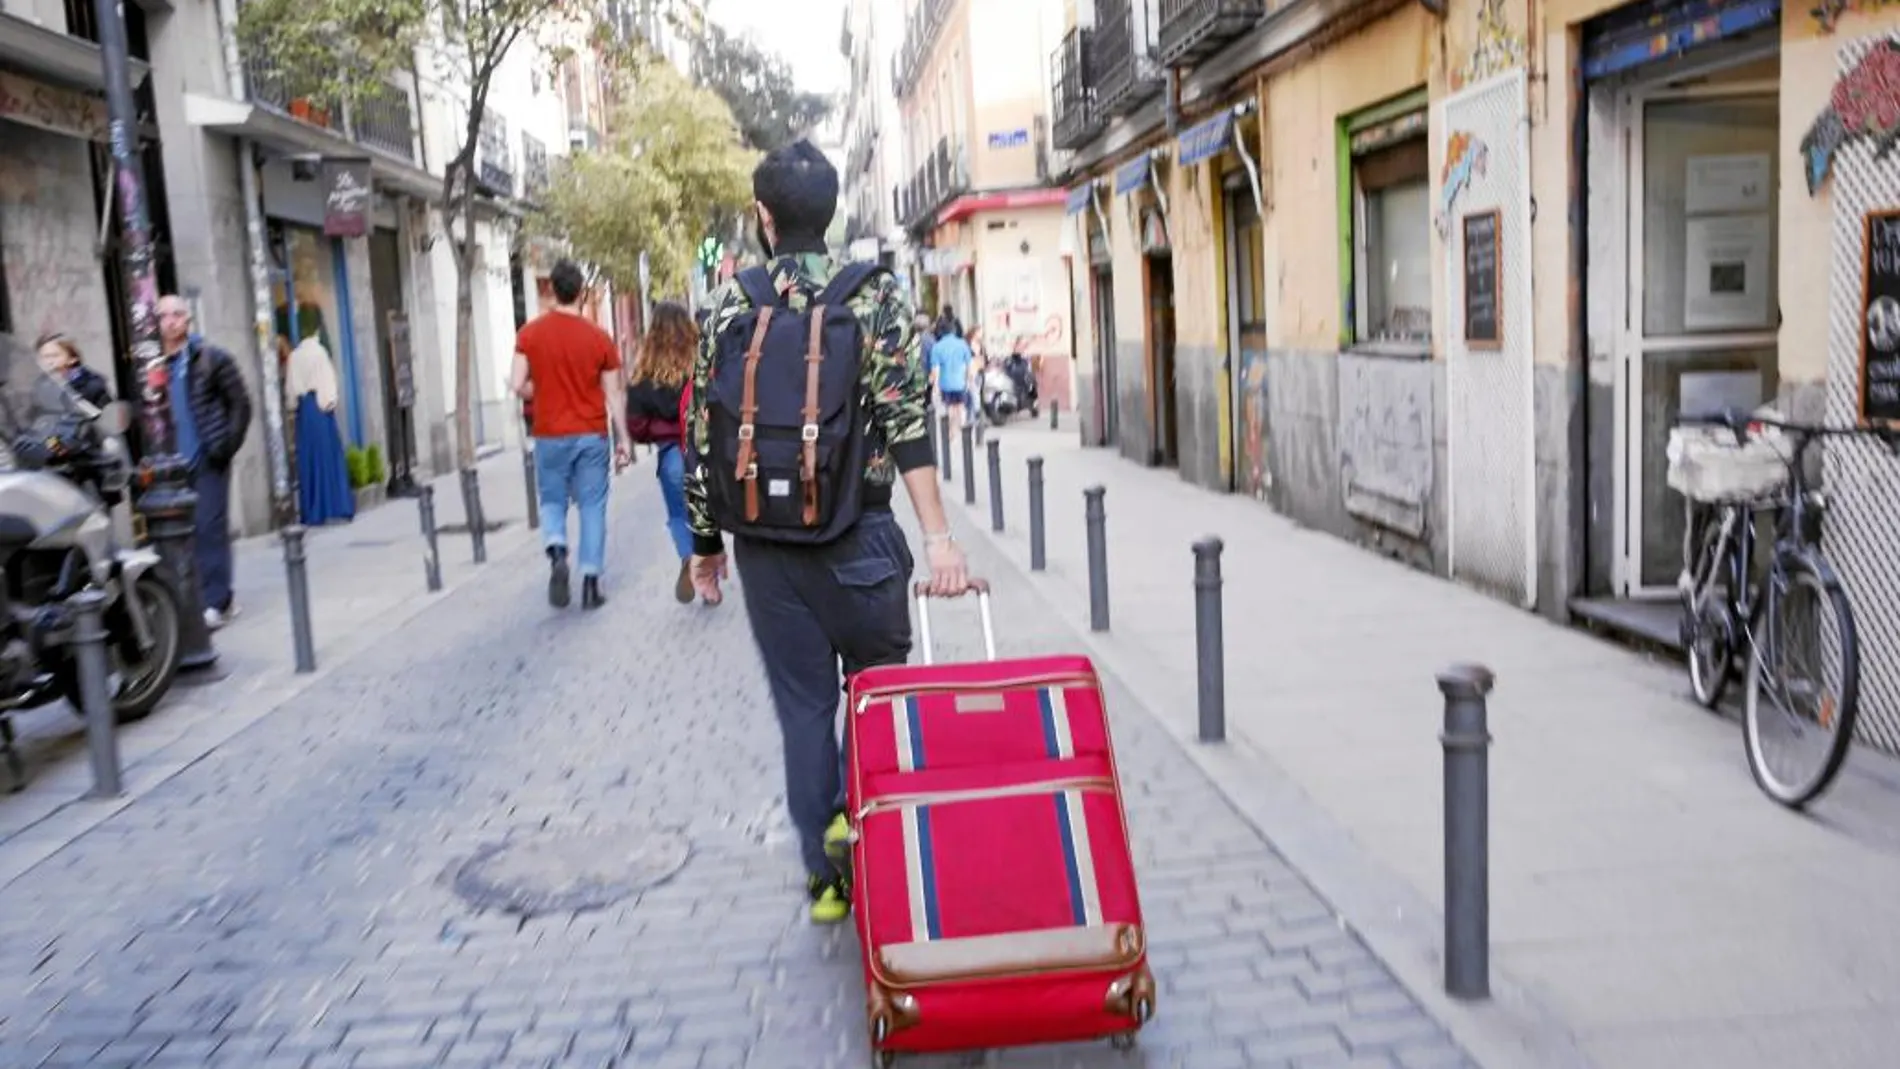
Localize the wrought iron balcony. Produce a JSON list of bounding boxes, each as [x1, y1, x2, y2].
[[521, 133, 550, 203], [1158, 0, 1265, 68], [242, 54, 419, 164], [892, 0, 952, 100], [899, 137, 969, 231], [1050, 26, 1102, 152], [1093, 0, 1163, 119], [477, 110, 514, 197]]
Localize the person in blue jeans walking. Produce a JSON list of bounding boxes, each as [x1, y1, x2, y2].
[[624, 301, 698, 603], [510, 260, 632, 610]]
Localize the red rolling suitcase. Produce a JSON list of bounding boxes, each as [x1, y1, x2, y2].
[[844, 579, 1155, 1065]]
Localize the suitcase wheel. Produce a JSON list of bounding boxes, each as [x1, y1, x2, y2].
[[1111, 1031, 1139, 1052]]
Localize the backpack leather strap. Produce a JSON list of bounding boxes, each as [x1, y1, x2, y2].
[[800, 307, 827, 525], [735, 307, 774, 522]]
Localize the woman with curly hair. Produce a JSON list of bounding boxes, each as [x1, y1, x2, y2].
[[625, 301, 698, 603]]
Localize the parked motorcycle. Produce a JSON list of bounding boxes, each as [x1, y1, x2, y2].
[[0, 333, 183, 724], [979, 354, 1041, 427]]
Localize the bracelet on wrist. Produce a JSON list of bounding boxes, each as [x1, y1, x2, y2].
[[923, 531, 955, 547]]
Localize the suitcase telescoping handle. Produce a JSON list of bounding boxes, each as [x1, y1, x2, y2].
[[913, 578, 995, 665]]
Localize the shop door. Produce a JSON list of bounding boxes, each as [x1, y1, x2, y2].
[[368, 230, 418, 493], [1223, 179, 1267, 497], [1617, 86, 1780, 594], [1092, 264, 1118, 446], [1146, 253, 1178, 468]]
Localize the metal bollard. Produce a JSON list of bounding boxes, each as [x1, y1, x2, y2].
[[1084, 485, 1109, 632], [940, 412, 953, 482], [1438, 663, 1495, 1001], [961, 424, 976, 506], [70, 588, 121, 798], [1027, 456, 1046, 571], [522, 446, 540, 531], [418, 485, 443, 592], [461, 468, 487, 564], [986, 439, 1004, 532], [282, 525, 316, 673], [1050, 399, 1059, 430], [1193, 538, 1225, 743]]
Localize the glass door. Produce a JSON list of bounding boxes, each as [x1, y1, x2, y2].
[[1619, 87, 1780, 595]]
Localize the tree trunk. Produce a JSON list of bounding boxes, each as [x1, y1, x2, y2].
[[452, 169, 478, 474]]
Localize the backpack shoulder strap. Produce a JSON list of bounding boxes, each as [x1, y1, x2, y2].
[[814, 262, 884, 308], [734, 266, 779, 310]]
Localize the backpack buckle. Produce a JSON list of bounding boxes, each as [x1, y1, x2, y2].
[[737, 424, 755, 441], [800, 424, 819, 443], [746, 461, 758, 479]]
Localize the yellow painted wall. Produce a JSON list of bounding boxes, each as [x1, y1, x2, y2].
[[1260, 4, 1440, 353], [1165, 158, 1225, 350]]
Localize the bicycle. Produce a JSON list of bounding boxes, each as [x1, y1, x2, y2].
[[1670, 408, 1900, 809]]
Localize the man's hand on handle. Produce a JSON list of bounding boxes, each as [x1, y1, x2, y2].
[[922, 536, 969, 597]]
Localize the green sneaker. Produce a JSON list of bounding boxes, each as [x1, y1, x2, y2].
[[808, 874, 850, 925], [823, 812, 852, 872]]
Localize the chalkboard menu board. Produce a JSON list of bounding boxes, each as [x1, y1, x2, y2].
[[1462, 210, 1502, 348], [1862, 208, 1900, 427]]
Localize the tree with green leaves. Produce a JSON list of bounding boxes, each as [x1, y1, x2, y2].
[[691, 24, 834, 152], [238, 0, 572, 508], [530, 52, 753, 301]]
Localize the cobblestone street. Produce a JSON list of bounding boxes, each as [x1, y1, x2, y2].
[[0, 471, 1472, 1069]]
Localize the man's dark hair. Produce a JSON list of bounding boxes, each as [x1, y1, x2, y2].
[[753, 139, 839, 242], [550, 260, 586, 305]]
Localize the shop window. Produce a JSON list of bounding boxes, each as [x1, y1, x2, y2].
[[1342, 95, 1431, 350]]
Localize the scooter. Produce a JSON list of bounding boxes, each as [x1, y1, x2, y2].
[[979, 354, 1040, 427]]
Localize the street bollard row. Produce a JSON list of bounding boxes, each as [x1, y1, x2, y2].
[[940, 413, 953, 482], [70, 588, 121, 798], [1084, 485, 1109, 632], [1027, 457, 1046, 571], [282, 525, 317, 674], [961, 424, 977, 506], [522, 446, 540, 531], [418, 484, 444, 593], [1193, 538, 1225, 744], [986, 439, 1004, 533]]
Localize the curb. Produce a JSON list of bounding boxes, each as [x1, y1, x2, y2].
[[938, 474, 1596, 1069]]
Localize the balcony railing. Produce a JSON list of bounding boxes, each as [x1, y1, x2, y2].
[[1050, 27, 1102, 152], [477, 110, 514, 197], [522, 133, 549, 202], [898, 137, 970, 231], [242, 55, 421, 165], [892, 0, 952, 100], [1158, 0, 1265, 68], [1094, 0, 1163, 119], [1033, 115, 1050, 182]]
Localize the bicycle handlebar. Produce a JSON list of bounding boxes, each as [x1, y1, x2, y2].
[[1677, 408, 1900, 453]]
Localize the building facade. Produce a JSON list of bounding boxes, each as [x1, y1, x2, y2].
[[1050, 0, 1900, 751], [0, 0, 631, 537], [839, 0, 909, 269], [894, 0, 1077, 411]]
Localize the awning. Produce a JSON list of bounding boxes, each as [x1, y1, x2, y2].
[[0, 13, 148, 93], [935, 187, 1067, 227], [1177, 111, 1233, 167], [183, 91, 440, 203], [1582, 0, 1779, 82], [1064, 184, 1093, 216], [1113, 154, 1150, 196]]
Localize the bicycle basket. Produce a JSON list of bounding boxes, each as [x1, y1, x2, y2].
[[1665, 423, 1790, 504]]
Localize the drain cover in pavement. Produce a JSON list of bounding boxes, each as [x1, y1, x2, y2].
[[451, 827, 691, 917]]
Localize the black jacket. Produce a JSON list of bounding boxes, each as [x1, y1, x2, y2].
[[174, 338, 252, 470], [67, 366, 113, 410]]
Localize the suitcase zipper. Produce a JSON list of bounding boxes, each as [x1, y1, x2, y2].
[[852, 670, 1099, 714], [854, 775, 1114, 821]]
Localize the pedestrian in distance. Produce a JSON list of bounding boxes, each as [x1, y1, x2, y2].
[[33, 333, 114, 410], [156, 296, 253, 630], [929, 319, 975, 439], [511, 259, 633, 611], [683, 138, 969, 925], [624, 300, 697, 604]]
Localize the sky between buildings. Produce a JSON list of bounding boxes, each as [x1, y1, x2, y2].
[[706, 0, 850, 99]]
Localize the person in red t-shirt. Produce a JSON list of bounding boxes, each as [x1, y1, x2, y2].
[[510, 260, 632, 610]]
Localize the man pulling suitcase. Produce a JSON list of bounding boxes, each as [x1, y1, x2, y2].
[[682, 139, 968, 924]]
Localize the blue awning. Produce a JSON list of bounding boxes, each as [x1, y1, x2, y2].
[[1581, 0, 1779, 82], [1113, 154, 1150, 196], [1065, 184, 1093, 216], [1177, 111, 1233, 167]]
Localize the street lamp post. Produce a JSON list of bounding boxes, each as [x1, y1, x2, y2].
[[93, 0, 217, 671]]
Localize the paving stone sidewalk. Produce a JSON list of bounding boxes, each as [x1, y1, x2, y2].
[[0, 472, 1473, 1069]]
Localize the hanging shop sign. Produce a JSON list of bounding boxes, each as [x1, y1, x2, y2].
[[0, 70, 107, 142], [322, 157, 374, 238], [1860, 207, 1900, 426]]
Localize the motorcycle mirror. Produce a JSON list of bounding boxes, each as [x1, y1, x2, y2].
[[97, 401, 132, 436]]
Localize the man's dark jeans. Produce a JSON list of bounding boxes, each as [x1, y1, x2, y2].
[[733, 509, 913, 879], [194, 463, 233, 613]]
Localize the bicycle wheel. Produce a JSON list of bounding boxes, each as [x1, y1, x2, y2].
[[1681, 504, 1735, 709], [1743, 553, 1860, 809]]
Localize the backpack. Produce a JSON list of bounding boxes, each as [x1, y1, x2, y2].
[[698, 262, 884, 544]]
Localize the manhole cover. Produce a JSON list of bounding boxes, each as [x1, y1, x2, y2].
[[451, 827, 690, 917]]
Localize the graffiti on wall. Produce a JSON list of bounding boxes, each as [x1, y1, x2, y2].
[[1436, 131, 1490, 238], [1799, 35, 1900, 195], [1452, 0, 1527, 91], [1813, 1, 1900, 34], [983, 267, 1068, 356], [0, 146, 109, 351], [1240, 350, 1271, 500]]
